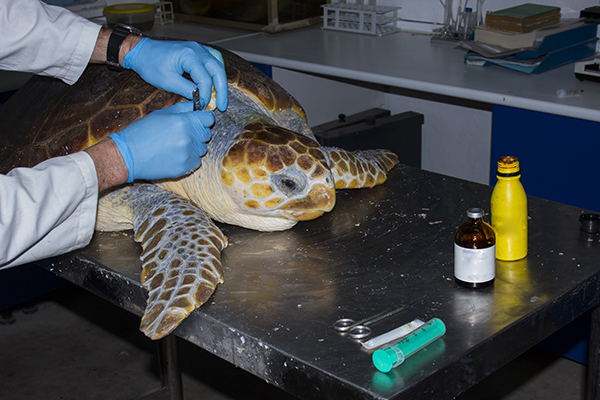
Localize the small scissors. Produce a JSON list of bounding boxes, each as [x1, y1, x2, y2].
[[334, 306, 407, 339], [333, 296, 427, 339]]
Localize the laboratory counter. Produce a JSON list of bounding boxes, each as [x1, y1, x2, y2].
[[39, 164, 600, 400], [215, 25, 600, 123]]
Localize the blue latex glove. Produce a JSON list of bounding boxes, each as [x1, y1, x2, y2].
[[109, 101, 215, 182], [124, 38, 228, 112]]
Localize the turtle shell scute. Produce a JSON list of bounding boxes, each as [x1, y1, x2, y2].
[[226, 54, 307, 121]]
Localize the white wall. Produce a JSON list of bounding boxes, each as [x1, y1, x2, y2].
[[382, 92, 492, 185]]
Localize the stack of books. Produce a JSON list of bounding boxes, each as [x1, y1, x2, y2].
[[461, 4, 598, 74], [485, 3, 561, 32]]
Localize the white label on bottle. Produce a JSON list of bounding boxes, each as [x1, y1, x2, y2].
[[454, 244, 496, 283]]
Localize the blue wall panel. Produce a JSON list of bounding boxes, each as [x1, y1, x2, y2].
[[491, 105, 600, 213]]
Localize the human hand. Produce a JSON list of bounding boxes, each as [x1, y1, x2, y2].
[[108, 102, 215, 182], [123, 38, 228, 112]]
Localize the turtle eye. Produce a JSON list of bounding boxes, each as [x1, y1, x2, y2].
[[281, 178, 297, 191], [273, 173, 306, 197]]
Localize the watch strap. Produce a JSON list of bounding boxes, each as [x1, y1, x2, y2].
[[106, 24, 141, 71]]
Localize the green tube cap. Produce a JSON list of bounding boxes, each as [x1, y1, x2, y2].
[[371, 318, 446, 373], [373, 347, 403, 373]]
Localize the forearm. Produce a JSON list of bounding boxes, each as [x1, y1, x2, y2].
[[84, 138, 129, 192]]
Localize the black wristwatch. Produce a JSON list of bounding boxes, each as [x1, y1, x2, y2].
[[106, 23, 142, 71]]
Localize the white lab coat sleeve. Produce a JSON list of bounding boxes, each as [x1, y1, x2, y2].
[[0, 0, 101, 85], [0, 152, 99, 269]]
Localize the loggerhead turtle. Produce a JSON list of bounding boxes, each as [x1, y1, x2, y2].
[[0, 46, 398, 340]]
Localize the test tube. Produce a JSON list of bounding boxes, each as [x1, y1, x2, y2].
[[463, 7, 473, 39], [372, 318, 446, 373]]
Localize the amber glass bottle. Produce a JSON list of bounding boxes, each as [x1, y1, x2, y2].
[[454, 208, 496, 288]]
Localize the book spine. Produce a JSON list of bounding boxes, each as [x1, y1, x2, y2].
[[485, 16, 560, 33], [486, 9, 560, 25]]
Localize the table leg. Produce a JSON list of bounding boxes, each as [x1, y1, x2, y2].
[[587, 304, 600, 400], [158, 335, 184, 400], [131, 334, 183, 400]]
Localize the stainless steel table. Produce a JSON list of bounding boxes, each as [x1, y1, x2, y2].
[[39, 164, 600, 399]]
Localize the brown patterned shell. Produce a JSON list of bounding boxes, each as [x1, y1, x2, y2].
[[0, 45, 306, 175], [224, 49, 306, 121]]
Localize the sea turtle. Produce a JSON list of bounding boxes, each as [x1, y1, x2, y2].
[[0, 46, 398, 340]]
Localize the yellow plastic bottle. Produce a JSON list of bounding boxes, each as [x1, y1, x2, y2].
[[491, 156, 527, 261]]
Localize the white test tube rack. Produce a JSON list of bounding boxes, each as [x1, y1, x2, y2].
[[321, 1, 401, 36], [154, 1, 174, 26]]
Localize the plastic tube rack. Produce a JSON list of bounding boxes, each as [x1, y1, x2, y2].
[[321, 2, 400, 36], [154, 1, 174, 25]]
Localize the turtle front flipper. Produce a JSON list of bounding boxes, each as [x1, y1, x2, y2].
[[97, 184, 227, 340], [323, 147, 399, 189]]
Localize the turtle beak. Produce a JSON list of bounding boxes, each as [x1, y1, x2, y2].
[[282, 184, 336, 221]]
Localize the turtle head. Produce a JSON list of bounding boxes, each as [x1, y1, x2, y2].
[[219, 122, 336, 230]]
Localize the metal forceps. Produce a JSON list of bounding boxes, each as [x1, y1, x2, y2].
[[334, 306, 407, 340], [192, 88, 202, 111]]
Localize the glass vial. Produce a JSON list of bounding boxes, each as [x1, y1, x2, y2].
[[491, 156, 528, 261], [463, 7, 475, 39], [454, 207, 496, 288]]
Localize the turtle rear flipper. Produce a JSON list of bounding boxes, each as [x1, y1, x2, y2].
[[97, 184, 228, 340], [323, 147, 399, 189]]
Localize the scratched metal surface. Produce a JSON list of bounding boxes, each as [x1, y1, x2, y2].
[[41, 164, 600, 400]]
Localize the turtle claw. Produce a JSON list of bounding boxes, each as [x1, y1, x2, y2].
[[141, 307, 188, 340]]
